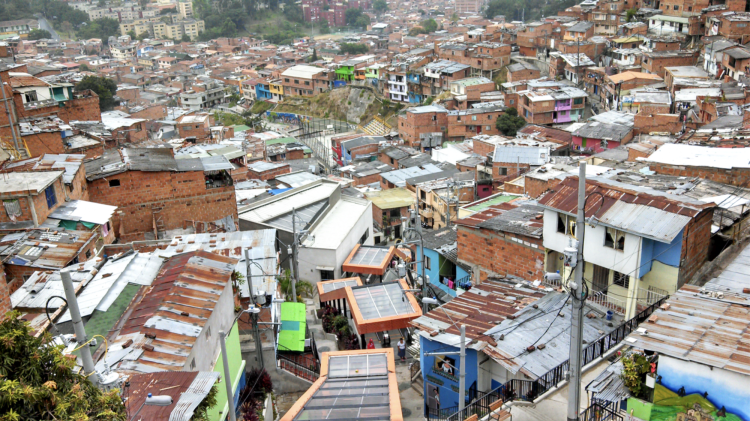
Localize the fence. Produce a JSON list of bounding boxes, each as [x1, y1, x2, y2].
[[277, 353, 320, 383], [426, 296, 669, 421], [588, 290, 627, 315], [580, 402, 623, 421]]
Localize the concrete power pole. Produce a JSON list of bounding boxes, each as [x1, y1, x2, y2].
[[423, 324, 467, 412], [291, 207, 298, 300], [219, 330, 238, 421], [60, 271, 98, 386], [566, 163, 587, 421]]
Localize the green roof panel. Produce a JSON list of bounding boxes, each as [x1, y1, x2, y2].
[[278, 302, 306, 352]]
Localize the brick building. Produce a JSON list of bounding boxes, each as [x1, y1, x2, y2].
[[449, 77, 497, 110], [365, 187, 413, 240], [517, 86, 588, 124], [435, 42, 511, 76], [246, 161, 292, 181], [506, 62, 542, 83], [456, 199, 545, 282], [641, 50, 700, 77], [644, 143, 750, 187], [281, 65, 329, 97], [397, 105, 449, 149], [85, 148, 238, 242], [177, 113, 212, 140], [446, 104, 506, 142]]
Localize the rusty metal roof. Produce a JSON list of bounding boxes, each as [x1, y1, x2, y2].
[[109, 250, 238, 374], [624, 285, 750, 375], [538, 176, 714, 243], [126, 371, 220, 421], [2, 229, 96, 269], [411, 279, 546, 349]]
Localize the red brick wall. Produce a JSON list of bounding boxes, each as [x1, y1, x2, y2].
[[0, 176, 69, 226], [474, 138, 497, 158], [249, 164, 291, 181], [130, 104, 167, 120], [371, 203, 409, 230], [678, 208, 713, 286], [525, 176, 561, 198], [650, 162, 750, 187], [628, 147, 652, 161], [457, 225, 545, 281], [349, 143, 379, 160], [87, 170, 239, 240], [633, 112, 682, 136], [353, 172, 382, 186], [398, 111, 448, 148], [177, 121, 210, 140], [0, 268, 9, 318], [0, 93, 101, 142]]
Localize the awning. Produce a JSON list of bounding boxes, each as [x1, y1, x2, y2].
[[315, 266, 335, 272], [278, 302, 306, 352]]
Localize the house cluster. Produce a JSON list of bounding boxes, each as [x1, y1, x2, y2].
[[3, 0, 750, 420]]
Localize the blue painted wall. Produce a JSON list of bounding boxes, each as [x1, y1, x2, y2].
[[658, 355, 750, 420], [256, 85, 273, 100], [417, 246, 470, 298], [638, 231, 683, 278], [420, 335, 479, 412]]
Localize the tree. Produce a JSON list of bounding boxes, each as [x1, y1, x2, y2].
[[421, 18, 437, 33], [339, 42, 368, 54], [625, 8, 637, 22], [451, 12, 459, 23], [311, 48, 318, 61], [98, 0, 106, 6], [182, 33, 191, 42], [160, 7, 177, 14], [76, 17, 120, 43], [319, 19, 330, 34], [126, 29, 137, 40], [0, 312, 127, 420], [60, 21, 74, 35], [345, 7, 364, 26], [79, 63, 91, 71], [373, 0, 387, 13], [27, 29, 52, 40], [75, 76, 118, 111], [495, 107, 527, 136]]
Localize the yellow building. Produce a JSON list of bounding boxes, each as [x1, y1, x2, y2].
[[269, 80, 284, 96], [178, 1, 194, 19]]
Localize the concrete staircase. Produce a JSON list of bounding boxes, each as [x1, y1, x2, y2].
[[360, 115, 392, 136]]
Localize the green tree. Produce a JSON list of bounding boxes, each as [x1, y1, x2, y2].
[[77, 18, 120, 43], [75, 76, 118, 111], [79, 63, 91, 71], [126, 29, 137, 39], [625, 8, 637, 22], [421, 18, 437, 33], [373, 0, 388, 13], [495, 107, 526, 136], [182, 33, 191, 42], [339, 42, 368, 54], [311, 48, 318, 61], [60, 21, 74, 36], [318, 19, 330, 34], [451, 12, 459, 23], [345, 7, 364, 26], [98, 0, 106, 6], [160, 7, 177, 14], [27, 29, 52, 40], [0, 312, 127, 420]]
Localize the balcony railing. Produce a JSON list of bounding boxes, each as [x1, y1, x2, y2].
[[427, 296, 669, 421], [24, 98, 57, 110]]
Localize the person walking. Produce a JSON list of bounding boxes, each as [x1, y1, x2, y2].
[[367, 338, 376, 349], [397, 337, 407, 362]]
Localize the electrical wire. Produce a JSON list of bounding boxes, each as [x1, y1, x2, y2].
[[45, 295, 67, 333], [71, 334, 109, 378]]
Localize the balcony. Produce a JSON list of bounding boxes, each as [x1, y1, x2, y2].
[[554, 100, 572, 111], [24, 98, 57, 110], [420, 208, 433, 218]]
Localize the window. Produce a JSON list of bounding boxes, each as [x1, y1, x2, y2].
[[424, 255, 431, 270], [44, 185, 57, 209], [488, 115, 492, 120], [24, 91, 38, 103], [206, 326, 211, 338], [604, 228, 625, 250], [389, 209, 400, 218], [498, 167, 507, 175], [320, 269, 335, 281], [472, 116, 477, 121], [359, 229, 369, 244], [556, 213, 575, 235], [85, 250, 92, 259], [431, 115, 436, 121], [486, 125, 491, 130], [673, 5, 679, 9], [574, 98, 583, 105], [189, 359, 196, 370], [3, 199, 21, 220], [613, 271, 629, 288], [284, 78, 290, 82], [304, 81, 310, 85]]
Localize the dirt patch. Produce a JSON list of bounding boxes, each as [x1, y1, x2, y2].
[[276, 391, 306, 418]]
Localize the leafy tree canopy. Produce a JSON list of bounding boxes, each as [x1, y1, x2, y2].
[[0, 312, 127, 420], [495, 107, 527, 136], [340, 42, 369, 55], [27, 29, 51, 40], [77, 18, 120, 44], [75, 76, 118, 111], [421, 18, 437, 33], [484, 0, 577, 21], [373, 0, 388, 13]]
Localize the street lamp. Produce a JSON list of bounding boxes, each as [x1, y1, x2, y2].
[[130, 393, 173, 421]]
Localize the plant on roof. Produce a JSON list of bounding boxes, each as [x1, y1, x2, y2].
[[0, 311, 127, 420], [190, 384, 218, 420], [620, 351, 652, 400]]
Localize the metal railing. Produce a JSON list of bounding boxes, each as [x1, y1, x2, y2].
[[636, 286, 667, 307], [277, 353, 320, 383], [580, 402, 623, 421], [426, 296, 669, 421], [588, 290, 627, 315]]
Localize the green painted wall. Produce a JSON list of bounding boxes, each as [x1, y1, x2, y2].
[[627, 397, 653, 420], [208, 323, 246, 421]]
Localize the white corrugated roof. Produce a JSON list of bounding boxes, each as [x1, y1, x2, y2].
[[493, 145, 551, 166], [281, 65, 326, 79], [645, 143, 750, 169]]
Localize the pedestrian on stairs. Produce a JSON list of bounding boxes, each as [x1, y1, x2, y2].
[[397, 337, 406, 362]]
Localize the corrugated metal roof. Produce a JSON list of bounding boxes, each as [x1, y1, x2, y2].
[[2, 229, 96, 270], [10, 270, 89, 310], [586, 361, 630, 403], [624, 285, 750, 375], [538, 177, 713, 243], [126, 371, 219, 421], [411, 279, 546, 349], [47, 200, 117, 225], [493, 145, 551, 166], [109, 251, 238, 374]]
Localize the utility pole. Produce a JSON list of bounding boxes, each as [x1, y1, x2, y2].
[[0, 81, 20, 154], [567, 162, 587, 421], [60, 271, 98, 386], [244, 249, 255, 305], [219, 330, 238, 421], [291, 207, 297, 301]]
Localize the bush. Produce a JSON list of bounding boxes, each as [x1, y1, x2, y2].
[[321, 306, 340, 333]]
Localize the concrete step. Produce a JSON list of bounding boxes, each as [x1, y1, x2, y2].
[[411, 378, 424, 396]]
